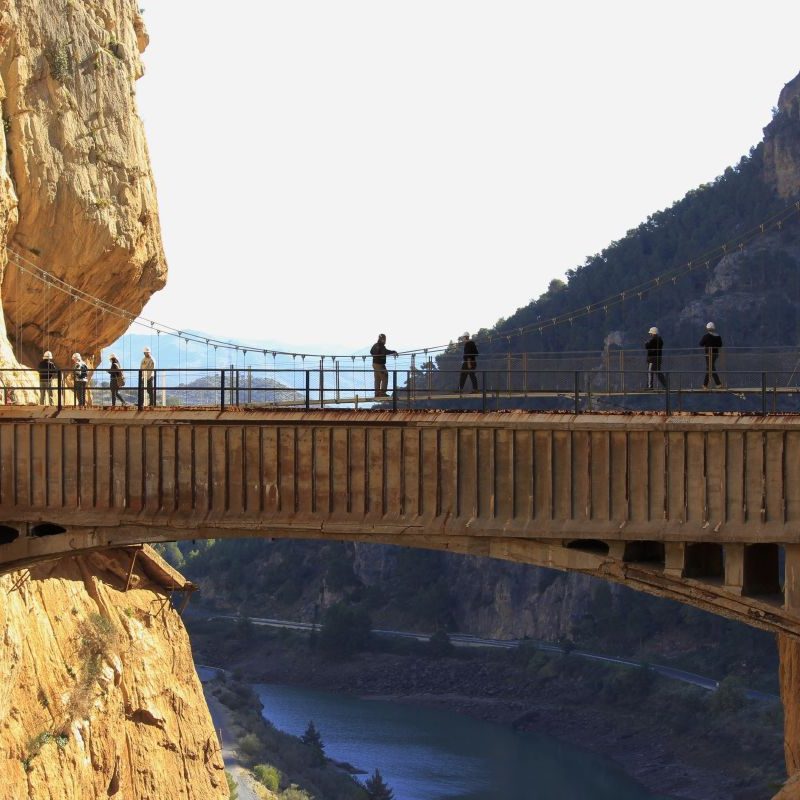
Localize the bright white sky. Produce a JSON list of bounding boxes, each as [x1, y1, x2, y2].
[[136, 1, 800, 355]]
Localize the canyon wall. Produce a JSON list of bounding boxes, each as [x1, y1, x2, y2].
[[0, 0, 166, 370], [0, 546, 227, 799]]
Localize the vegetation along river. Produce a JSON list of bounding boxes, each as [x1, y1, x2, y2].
[[253, 682, 673, 800]]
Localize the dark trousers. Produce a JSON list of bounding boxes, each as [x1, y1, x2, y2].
[[703, 353, 721, 387], [110, 381, 127, 406], [459, 367, 477, 391], [373, 364, 388, 396], [74, 382, 87, 407], [139, 377, 156, 406], [647, 362, 667, 389], [39, 378, 54, 404]]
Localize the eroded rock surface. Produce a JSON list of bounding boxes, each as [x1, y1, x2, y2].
[[764, 70, 800, 199], [0, 547, 226, 799], [0, 0, 166, 369]]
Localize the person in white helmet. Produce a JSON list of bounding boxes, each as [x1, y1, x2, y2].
[[645, 327, 666, 389], [699, 322, 723, 389], [140, 346, 156, 406], [36, 349, 58, 404], [71, 352, 88, 408], [107, 353, 128, 407]]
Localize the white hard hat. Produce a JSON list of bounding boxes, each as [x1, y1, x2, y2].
[[648, 327, 658, 335], [143, 346, 151, 354], [110, 353, 118, 360], [43, 350, 52, 359], [71, 352, 81, 360], [463, 332, 470, 339], [706, 321, 716, 331]]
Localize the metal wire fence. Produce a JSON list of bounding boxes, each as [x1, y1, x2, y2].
[[4, 355, 800, 415]]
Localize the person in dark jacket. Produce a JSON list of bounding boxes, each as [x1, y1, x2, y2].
[[71, 352, 88, 407], [37, 350, 58, 404], [459, 332, 479, 392], [699, 321, 723, 389], [370, 333, 398, 397], [645, 327, 666, 389], [107, 353, 127, 407]]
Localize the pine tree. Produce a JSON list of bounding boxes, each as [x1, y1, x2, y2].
[[300, 720, 325, 764], [365, 768, 395, 800]]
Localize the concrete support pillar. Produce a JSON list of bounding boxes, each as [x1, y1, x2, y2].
[[785, 545, 800, 612], [608, 541, 626, 560], [779, 546, 800, 781], [664, 542, 686, 577], [724, 544, 744, 596], [779, 634, 800, 778]]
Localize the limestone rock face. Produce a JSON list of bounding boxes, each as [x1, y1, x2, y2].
[[764, 70, 800, 199], [0, 548, 227, 800], [0, 0, 166, 370]]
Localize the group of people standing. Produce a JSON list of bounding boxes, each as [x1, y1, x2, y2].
[[645, 322, 723, 390], [35, 347, 158, 407], [370, 332, 480, 396], [371, 322, 724, 399]]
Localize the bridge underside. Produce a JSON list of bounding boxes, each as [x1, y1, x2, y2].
[[1, 407, 800, 637], [1, 522, 798, 639]]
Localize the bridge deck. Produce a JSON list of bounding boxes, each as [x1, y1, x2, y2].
[[2, 407, 800, 636]]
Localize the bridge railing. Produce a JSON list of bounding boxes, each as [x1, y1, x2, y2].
[[4, 365, 800, 414]]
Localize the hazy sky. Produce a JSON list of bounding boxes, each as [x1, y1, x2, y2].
[[135, 1, 800, 355]]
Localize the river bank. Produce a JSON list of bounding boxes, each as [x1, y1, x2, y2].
[[189, 618, 784, 800]]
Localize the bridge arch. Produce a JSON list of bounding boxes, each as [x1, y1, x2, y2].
[[0, 407, 799, 638]]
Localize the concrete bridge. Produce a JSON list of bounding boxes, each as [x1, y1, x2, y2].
[[2, 406, 800, 641]]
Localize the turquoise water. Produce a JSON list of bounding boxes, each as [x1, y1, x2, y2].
[[253, 683, 673, 800]]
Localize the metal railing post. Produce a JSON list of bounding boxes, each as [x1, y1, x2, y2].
[[319, 359, 324, 407], [523, 352, 528, 395], [335, 359, 340, 404], [220, 369, 226, 410], [665, 373, 671, 416], [305, 370, 311, 409], [481, 371, 487, 412], [137, 369, 144, 411], [392, 371, 397, 411], [574, 371, 580, 414], [57, 370, 63, 412], [761, 372, 767, 416]]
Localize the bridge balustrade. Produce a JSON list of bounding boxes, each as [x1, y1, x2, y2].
[[4, 346, 800, 413]]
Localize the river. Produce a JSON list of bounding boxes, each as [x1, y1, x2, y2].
[[252, 682, 673, 800]]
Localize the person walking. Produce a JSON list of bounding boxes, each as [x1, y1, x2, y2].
[[72, 352, 88, 408], [699, 321, 723, 389], [458, 332, 479, 392], [370, 333, 397, 397], [107, 354, 127, 407], [36, 350, 58, 404], [645, 327, 666, 389], [140, 346, 156, 406]]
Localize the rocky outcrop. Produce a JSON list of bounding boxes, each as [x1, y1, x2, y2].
[[0, 0, 166, 370], [764, 70, 800, 199], [0, 546, 227, 799]]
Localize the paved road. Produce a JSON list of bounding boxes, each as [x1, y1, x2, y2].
[[202, 679, 261, 800], [205, 612, 779, 702]]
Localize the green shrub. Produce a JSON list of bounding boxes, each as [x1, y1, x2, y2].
[[238, 733, 263, 761], [46, 41, 70, 81], [254, 763, 281, 791]]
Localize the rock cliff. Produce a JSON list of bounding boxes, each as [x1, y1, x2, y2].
[[0, 0, 166, 370], [0, 546, 227, 800], [764, 70, 800, 199]]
